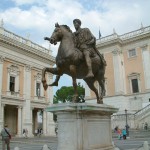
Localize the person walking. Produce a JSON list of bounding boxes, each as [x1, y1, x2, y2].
[[117, 128, 122, 140], [122, 128, 127, 140], [0, 124, 11, 150], [25, 128, 28, 138], [144, 122, 148, 130], [23, 129, 25, 138]]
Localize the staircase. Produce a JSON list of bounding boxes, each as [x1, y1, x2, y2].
[[112, 128, 150, 138], [111, 104, 150, 129]]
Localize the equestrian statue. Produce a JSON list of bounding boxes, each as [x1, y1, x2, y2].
[[42, 19, 106, 104]]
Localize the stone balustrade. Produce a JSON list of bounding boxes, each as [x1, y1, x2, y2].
[[97, 26, 150, 44], [0, 27, 52, 55]]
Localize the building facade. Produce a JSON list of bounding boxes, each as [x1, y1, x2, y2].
[[0, 22, 55, 136], [85, 25, 150, 117]]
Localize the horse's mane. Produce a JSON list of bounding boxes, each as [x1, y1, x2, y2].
[[62, 25, 72, 33]]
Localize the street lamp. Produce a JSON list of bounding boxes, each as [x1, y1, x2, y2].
[[125, 109, 129, 137]]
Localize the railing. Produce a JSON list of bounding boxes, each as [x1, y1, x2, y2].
[[112, 104, 150, 120], [134, 104, 150, 118], [97, 25, 150, 44], [0, 27, 51, 54], [111, 104, 150, 129]]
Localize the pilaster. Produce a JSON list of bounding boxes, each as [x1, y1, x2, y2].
[[112, 49, 125, 95], [24, 65, 31, 99], [0, 56, 4, 131], [47, 73, 53, 104], [142, 46, 150, 90], [0, 104, 5, 131]]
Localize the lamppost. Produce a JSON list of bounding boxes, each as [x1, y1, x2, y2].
[[125, 109, 129, 136]]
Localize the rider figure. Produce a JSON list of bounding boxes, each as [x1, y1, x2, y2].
[[73, 19, 106, 78]]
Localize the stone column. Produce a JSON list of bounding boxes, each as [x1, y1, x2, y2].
[[112, 49, 126, 95], [46, 73, 55, 136], [29, 107, 34, 136], [42, 110, 47, 135], [17, 106, 22, 137], [46, 103, 118, 150]]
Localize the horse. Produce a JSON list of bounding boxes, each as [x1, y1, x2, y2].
[[42, 23, 106, 104]]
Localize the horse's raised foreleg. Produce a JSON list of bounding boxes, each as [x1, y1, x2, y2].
[[42, 67, 62, 90], [70, 65, 78, 103], [42, 67, 48, 90], [49, 75, 60, 86]]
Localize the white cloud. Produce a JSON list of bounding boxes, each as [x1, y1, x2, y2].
[[11, 0, 44, 6]]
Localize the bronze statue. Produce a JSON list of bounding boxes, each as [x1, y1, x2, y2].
[[42, 20, 106, 104]]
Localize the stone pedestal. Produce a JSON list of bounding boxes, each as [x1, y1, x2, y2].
[[46, 103, 118, 150]]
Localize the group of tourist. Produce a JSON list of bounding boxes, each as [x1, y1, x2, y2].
[[114, 126, 127, 140]]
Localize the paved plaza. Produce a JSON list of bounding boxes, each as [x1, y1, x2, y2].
[[0, 134, 150, 150], [0, 136, 58, 150]]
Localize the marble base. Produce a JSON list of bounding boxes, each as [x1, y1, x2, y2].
[[46, 103, 118, 150]]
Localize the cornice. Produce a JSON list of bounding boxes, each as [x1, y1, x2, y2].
[[0, 55, 5, 63], [0, 35, 55, 65], [0, 48, 54, 69], [1, 96, 25, 106], [96, 27, 150, 49], [31, 101, 49, 109]]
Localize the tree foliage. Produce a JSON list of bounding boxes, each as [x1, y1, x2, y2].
[[53, 82, 85, 104]]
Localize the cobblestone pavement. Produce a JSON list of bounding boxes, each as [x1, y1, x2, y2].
[[0, 136, 58, 150]]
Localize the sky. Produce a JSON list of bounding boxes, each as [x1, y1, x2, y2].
[[0, 0, 150, 94]]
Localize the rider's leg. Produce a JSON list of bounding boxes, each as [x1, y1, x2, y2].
[[83, 50, 94, 78]]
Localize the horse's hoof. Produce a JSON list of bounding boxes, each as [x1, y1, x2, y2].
[[44, 84, 48, 91], [72, 95, 79, 103], [97, 100, 103, 104]]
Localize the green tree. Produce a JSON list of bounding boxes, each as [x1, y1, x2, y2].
[[53, 82, 85, 122], [53, 82, 85, 104]]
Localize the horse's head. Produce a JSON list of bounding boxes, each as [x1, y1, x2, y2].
[[49, 23, 72, 45], [49, 23, 63, 45]]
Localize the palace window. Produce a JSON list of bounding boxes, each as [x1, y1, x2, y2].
[[131, 78, 139, 93], [128, 73, 140, 94], [9, 76, 15, 92], [34, 73, 44, 97], [128, 49, 136, 58], [7, 65, 20, 93], [36, 82, 41, 97]]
